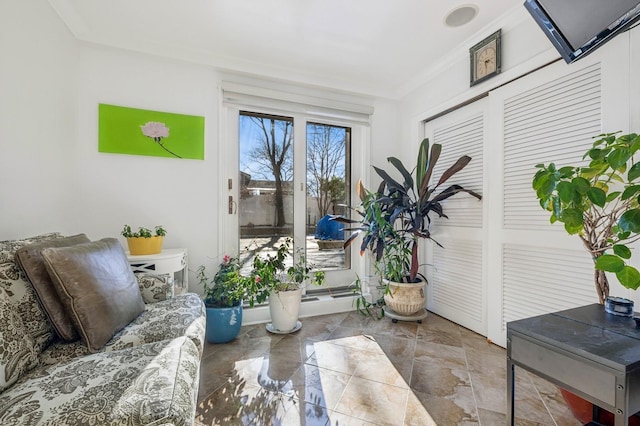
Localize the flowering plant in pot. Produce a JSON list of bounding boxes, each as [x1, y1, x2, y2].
[[532, 132, 640, 305], [121, 224, 167, 255], [197, 255, 245, 343], [243, 238, 325, 333], [335, 138, 481, 317]]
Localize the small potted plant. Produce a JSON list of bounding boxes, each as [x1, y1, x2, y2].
[[336, 138, 481, 318], [244, 238, 325, 333], [197, 255, 245, 344], [121, 224, 167, 255]]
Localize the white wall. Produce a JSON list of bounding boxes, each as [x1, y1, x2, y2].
[[71, 45, 222, 288], [1, 3, 394, 296], [0, 1, 78, 238]]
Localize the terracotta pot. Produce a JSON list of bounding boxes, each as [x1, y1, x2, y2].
[[560, 389, 640, 425]]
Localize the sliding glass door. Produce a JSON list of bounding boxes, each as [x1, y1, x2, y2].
[[235, 110, 354, 290]]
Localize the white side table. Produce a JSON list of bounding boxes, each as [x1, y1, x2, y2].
[[126, 248, 188, 295]]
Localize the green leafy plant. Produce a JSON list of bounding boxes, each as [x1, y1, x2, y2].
[[351, 274, 385, 319], [243, 238, 325, 307], [121, 224, 167, 238], [533, 132, 640, 303], [336, 138, 481, 282], [197, 255, 244, 308]]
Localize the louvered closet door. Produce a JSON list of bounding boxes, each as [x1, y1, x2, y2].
[[486, 43, 630, 347], [423, 99, 487, 335]]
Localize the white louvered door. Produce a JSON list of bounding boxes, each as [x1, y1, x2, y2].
[[424, 100, 487, 335], [486, 41, 631, 346]]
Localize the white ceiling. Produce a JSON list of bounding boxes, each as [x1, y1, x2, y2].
[[48, 0, 524, 99]]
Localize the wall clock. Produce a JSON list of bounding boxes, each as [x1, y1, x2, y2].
[[469, 29, 501, 86]]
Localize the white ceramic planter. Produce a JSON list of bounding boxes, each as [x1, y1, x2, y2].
[[268, 288, 302, 332], [383, 278, 426, 316]]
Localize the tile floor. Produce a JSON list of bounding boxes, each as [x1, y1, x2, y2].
[[195, 311, 581, 426]]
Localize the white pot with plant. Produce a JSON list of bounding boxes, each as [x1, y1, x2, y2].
[[244, 238, 325, 333]]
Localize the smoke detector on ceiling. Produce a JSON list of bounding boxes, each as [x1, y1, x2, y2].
[[444, 4, 479, 27]]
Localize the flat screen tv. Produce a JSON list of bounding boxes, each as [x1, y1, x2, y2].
[[524, 0, 640, 63]]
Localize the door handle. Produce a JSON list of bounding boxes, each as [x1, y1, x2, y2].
[[228, 196, 237, 214]]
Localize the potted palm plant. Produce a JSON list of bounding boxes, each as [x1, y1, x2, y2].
[[244, 238, 325, 333], [197, 255, 245, 343], [336, 138, 481, 318]]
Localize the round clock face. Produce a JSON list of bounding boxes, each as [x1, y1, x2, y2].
[[475, 41, 497, 79]]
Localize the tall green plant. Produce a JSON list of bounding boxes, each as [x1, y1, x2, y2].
[[337, 138, 481, 282], [532, 132, 640, 303]]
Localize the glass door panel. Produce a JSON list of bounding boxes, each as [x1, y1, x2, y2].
[[305, 122, 351, 272], [238, 112, 294, 272]]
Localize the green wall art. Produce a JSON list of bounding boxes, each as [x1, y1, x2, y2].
[[98, 104, 205, 160]]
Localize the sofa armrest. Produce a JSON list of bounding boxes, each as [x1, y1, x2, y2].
[[135, 273, 174, 303]]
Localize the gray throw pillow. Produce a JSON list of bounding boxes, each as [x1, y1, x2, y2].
[[15, 234, 90, 341], [41, 238, 145, 353]]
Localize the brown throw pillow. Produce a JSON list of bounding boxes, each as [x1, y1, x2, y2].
[[15, 234, 90, 341], [41, 238, 145, 353]]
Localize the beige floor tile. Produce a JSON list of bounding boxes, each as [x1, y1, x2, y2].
[[410, 388, 479, 425], [334, 376, 409, 426], [413, 340, 467, 370], [411, 360, 472, 398], [403, 390, 439, 426], [353, 349, 409, 389], [307, 340, 370, 375], [284, 363, 352, 411]]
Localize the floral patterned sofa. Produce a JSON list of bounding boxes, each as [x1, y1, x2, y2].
[[0, 233, 206, 425]]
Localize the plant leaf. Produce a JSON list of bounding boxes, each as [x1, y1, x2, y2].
[[416, 138, 429, 194], [619, 209, 640, 233], [372, 166, 404, 192], [606, 191, 621, 202], [436, 156, 472, 187], [629, 162, 640, 181], [613, 244, 632, 259], [608, 148, 631, 170], [356, 179, 367, 202], [616, 266, 640, 290], [587, 187, 606, 208], [387, 157, 413, 190], [560, 208, 583, 228], [571, 177, 591, 194], [556, 181, 573, 203], [595, 254, 624, 272], [418, 143, 442, 198], [622, 185, 640, 201]]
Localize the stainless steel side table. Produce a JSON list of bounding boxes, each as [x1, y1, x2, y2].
[[507, 304, 640, 426]]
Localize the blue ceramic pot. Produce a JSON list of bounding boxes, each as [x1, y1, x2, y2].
[[205, 303, 243, 344]]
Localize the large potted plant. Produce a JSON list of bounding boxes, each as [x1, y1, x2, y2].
[[197, 255, 245, 344], [533, 132, 640, 305], [533, 132, 640, 425], [337, 138, 481, 318], [244, 238, 325, 333]]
